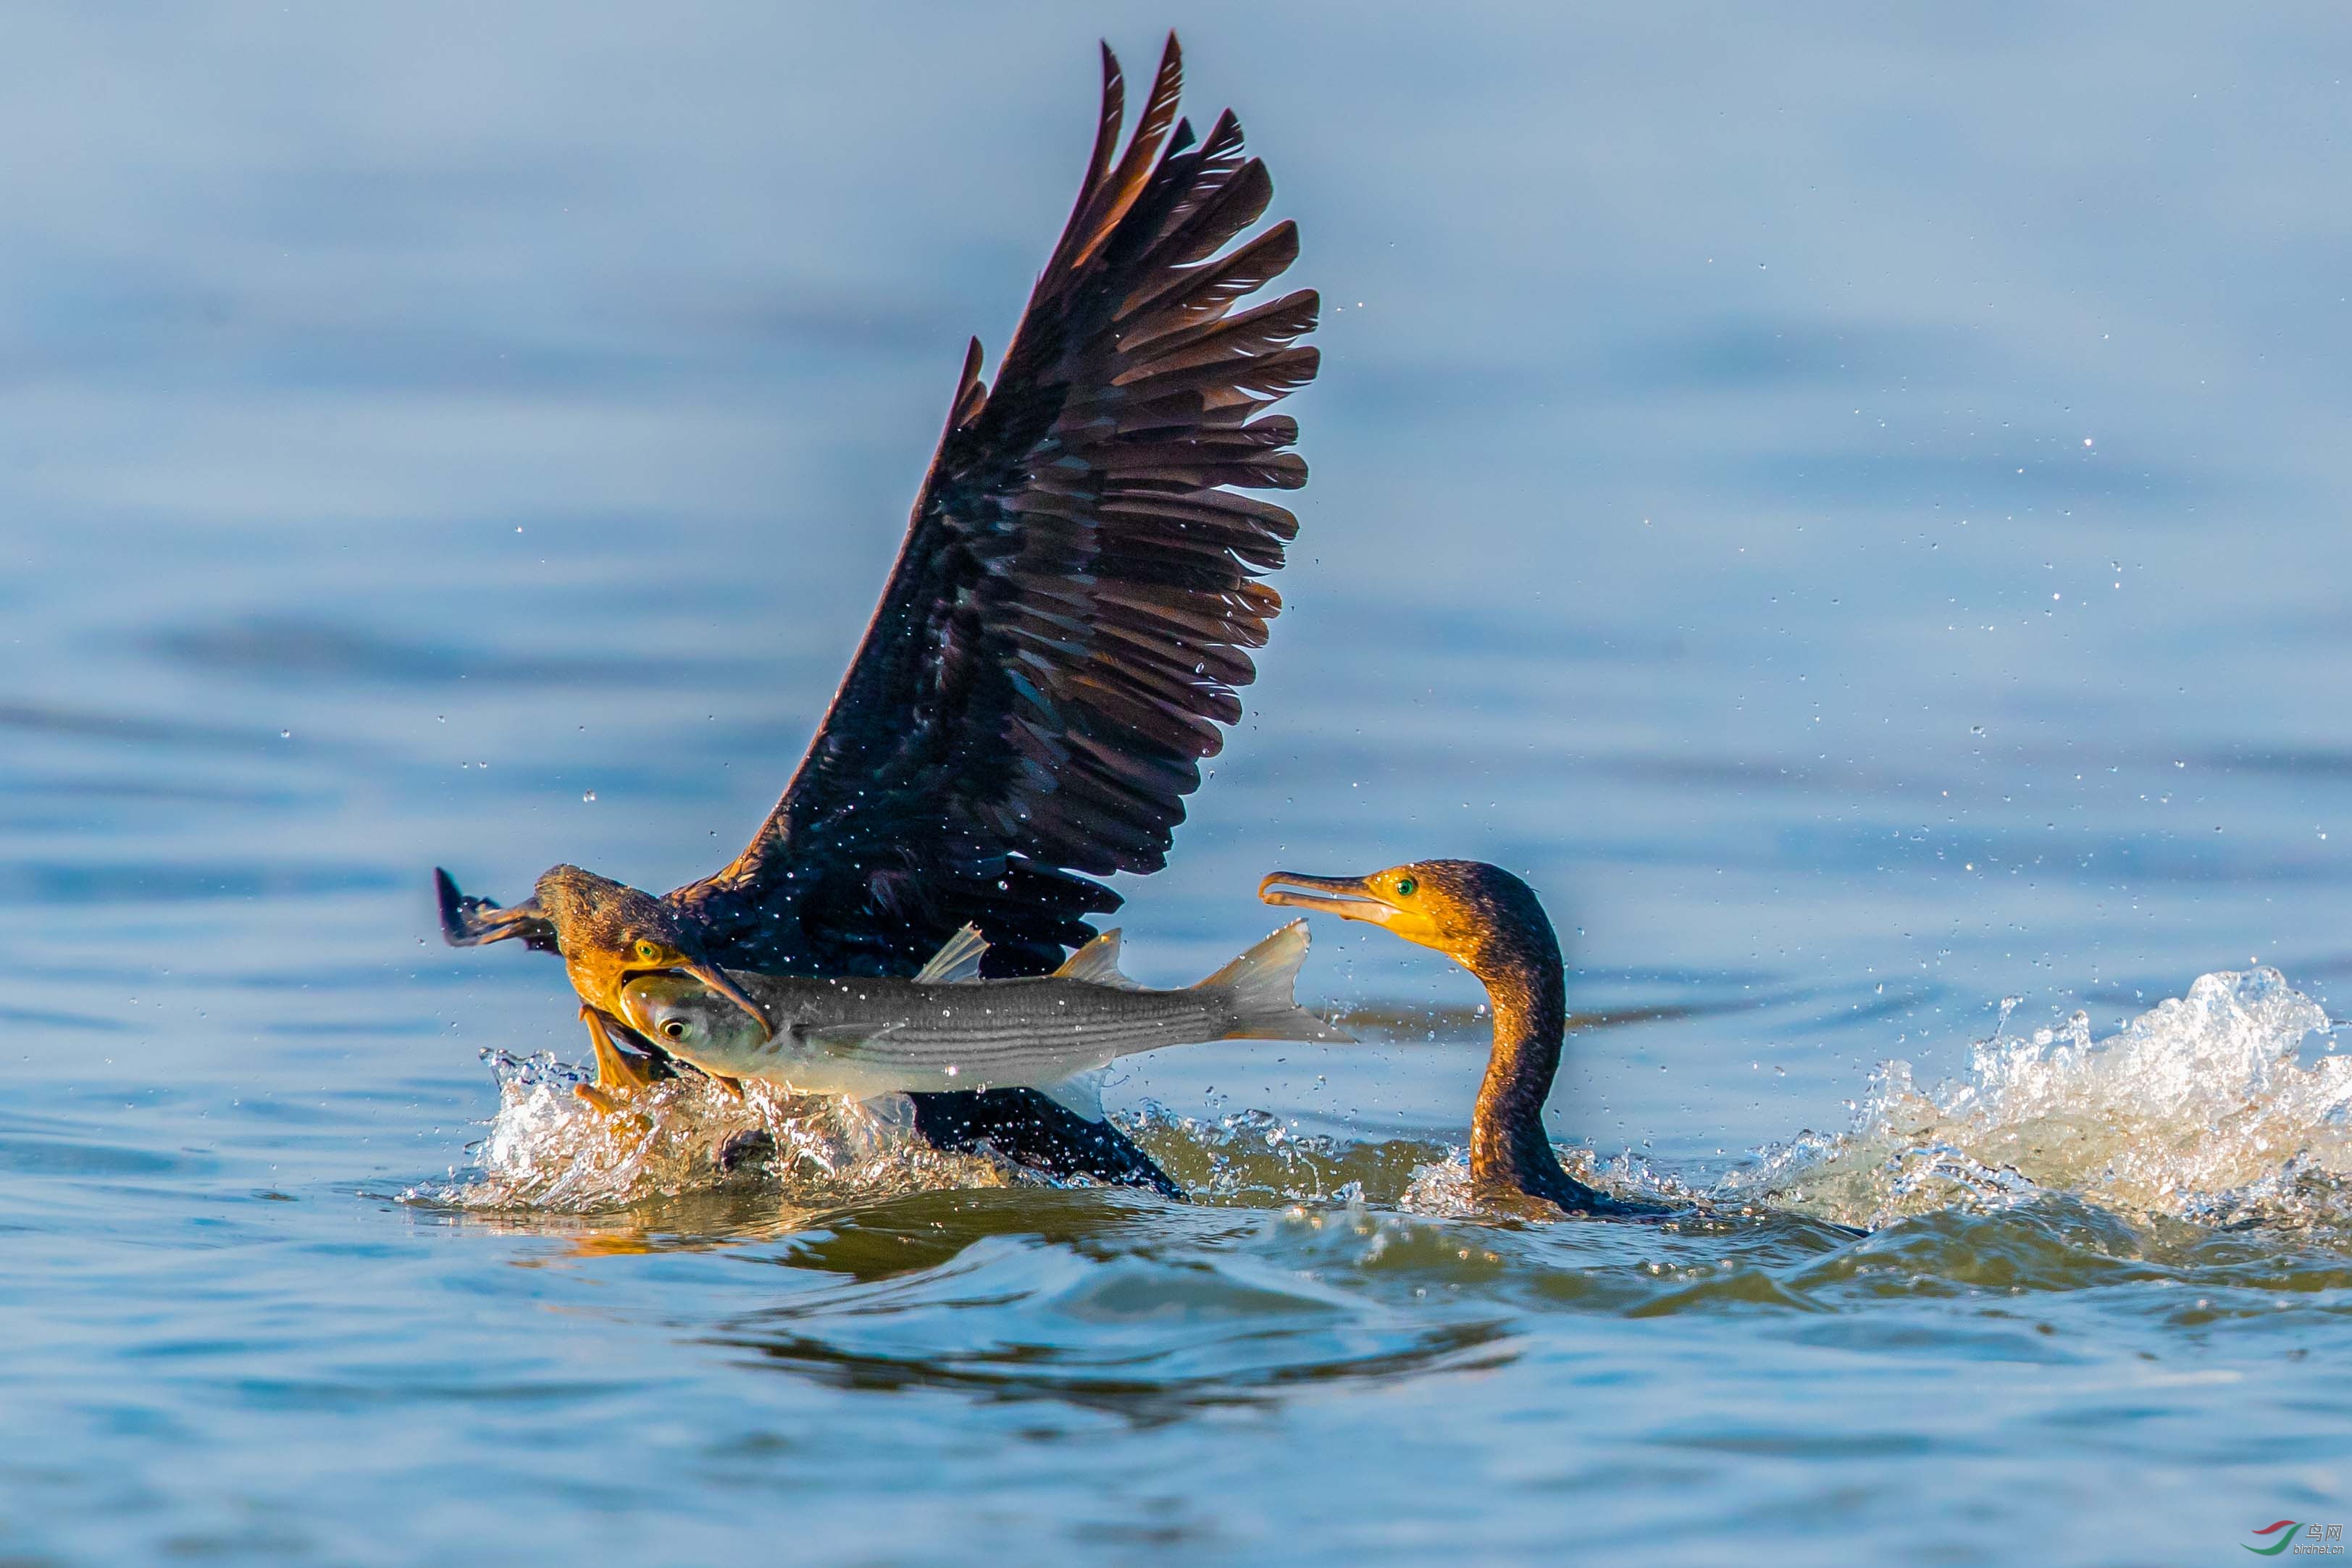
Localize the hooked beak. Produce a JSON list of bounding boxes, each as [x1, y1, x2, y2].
[[1257, 871, 1399, 926], [1260, 869, 1447, 950], [679, 959, 773, 1041]]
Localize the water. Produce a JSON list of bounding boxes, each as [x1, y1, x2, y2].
[[8, 4, 2352, 1561]]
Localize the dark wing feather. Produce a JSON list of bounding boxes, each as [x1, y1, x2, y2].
[[677, 35, 1317, 978]]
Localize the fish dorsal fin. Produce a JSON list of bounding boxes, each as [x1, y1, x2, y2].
[[1036, 1070, 1106, 1122], [1054, 928, 1141, 989], [914, 924, 990, 984]]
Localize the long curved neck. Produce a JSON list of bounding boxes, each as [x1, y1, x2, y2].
[[1464, 921, 1603, 1211]]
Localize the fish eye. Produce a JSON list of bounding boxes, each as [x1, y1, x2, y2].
[[661, 1019, 687, 1041], [1394, 876, 1418, 897], [635, 939, 662, 962]]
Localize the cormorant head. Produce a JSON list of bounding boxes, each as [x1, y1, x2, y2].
[[1257, 859, 1560, 978], [532, 864, 772, 1039]]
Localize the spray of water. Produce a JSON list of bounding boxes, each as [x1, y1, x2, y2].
[[411, 970, 2352, 1242], [408, 1050, 1008, 1212], [1724, 969, 2351, 1230]]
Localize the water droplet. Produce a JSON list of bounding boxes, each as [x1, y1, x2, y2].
[[278, 729, 291, 739]]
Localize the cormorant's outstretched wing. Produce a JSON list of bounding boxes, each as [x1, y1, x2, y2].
[[678, 35, 1317, 978]]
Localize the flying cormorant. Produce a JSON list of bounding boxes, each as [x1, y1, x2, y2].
[[438, 35, 1317, 1197]]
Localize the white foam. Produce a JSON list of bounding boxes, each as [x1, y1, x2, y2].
[[409, 1050, 1007, 1212], [413, 970, 2352, 1230], [1725, 968, 2352, 1229]]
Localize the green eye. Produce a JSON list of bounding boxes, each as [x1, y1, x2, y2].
[[1395, 876, 1418, 897], [635, 940, 661, 962]]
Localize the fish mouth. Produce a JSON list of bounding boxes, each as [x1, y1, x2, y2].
[[615, 979, 692, 1046], [623, 960, 771, 1041], [1257, 871, 1401, 926]]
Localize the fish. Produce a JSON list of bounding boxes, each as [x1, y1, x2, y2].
[[615, 921, 1351, 1112]]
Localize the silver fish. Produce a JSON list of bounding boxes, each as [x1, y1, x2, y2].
[[616, 921, 1349, 1107]]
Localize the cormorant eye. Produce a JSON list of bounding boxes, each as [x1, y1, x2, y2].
[[661, 1020, 687, 1041], [635, 940, 661, 962], [1395, 876, 1418, 897]]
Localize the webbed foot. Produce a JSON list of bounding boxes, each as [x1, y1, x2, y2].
[[573, 1005, 666, 1112]]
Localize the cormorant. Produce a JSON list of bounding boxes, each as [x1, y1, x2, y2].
[[1259, 861, 1673, 1218], [438, 34, 1317, 1198]]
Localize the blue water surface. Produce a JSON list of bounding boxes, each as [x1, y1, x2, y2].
[[6, 4, 2352, 1562]]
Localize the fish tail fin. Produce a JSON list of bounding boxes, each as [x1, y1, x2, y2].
[[1198, 921, 1355, 1042]]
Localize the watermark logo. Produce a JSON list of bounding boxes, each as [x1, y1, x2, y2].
[[2244, 1522, 2345, 1556]]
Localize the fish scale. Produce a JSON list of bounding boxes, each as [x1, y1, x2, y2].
[[618, 921, 1348, 1100]]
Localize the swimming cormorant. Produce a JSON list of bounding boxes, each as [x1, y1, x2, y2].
[[1259, 861, 1672, 1218], [437, 35, 1317, 1197]]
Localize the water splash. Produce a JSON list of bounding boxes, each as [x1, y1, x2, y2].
[[407, 1050, 1008, 1212], [1125, 1103, 1442, 1205], [1728, 969, 2352, 1230], [416, 970, 2352, 1240], [1394, 1144, 1696, 1220]]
